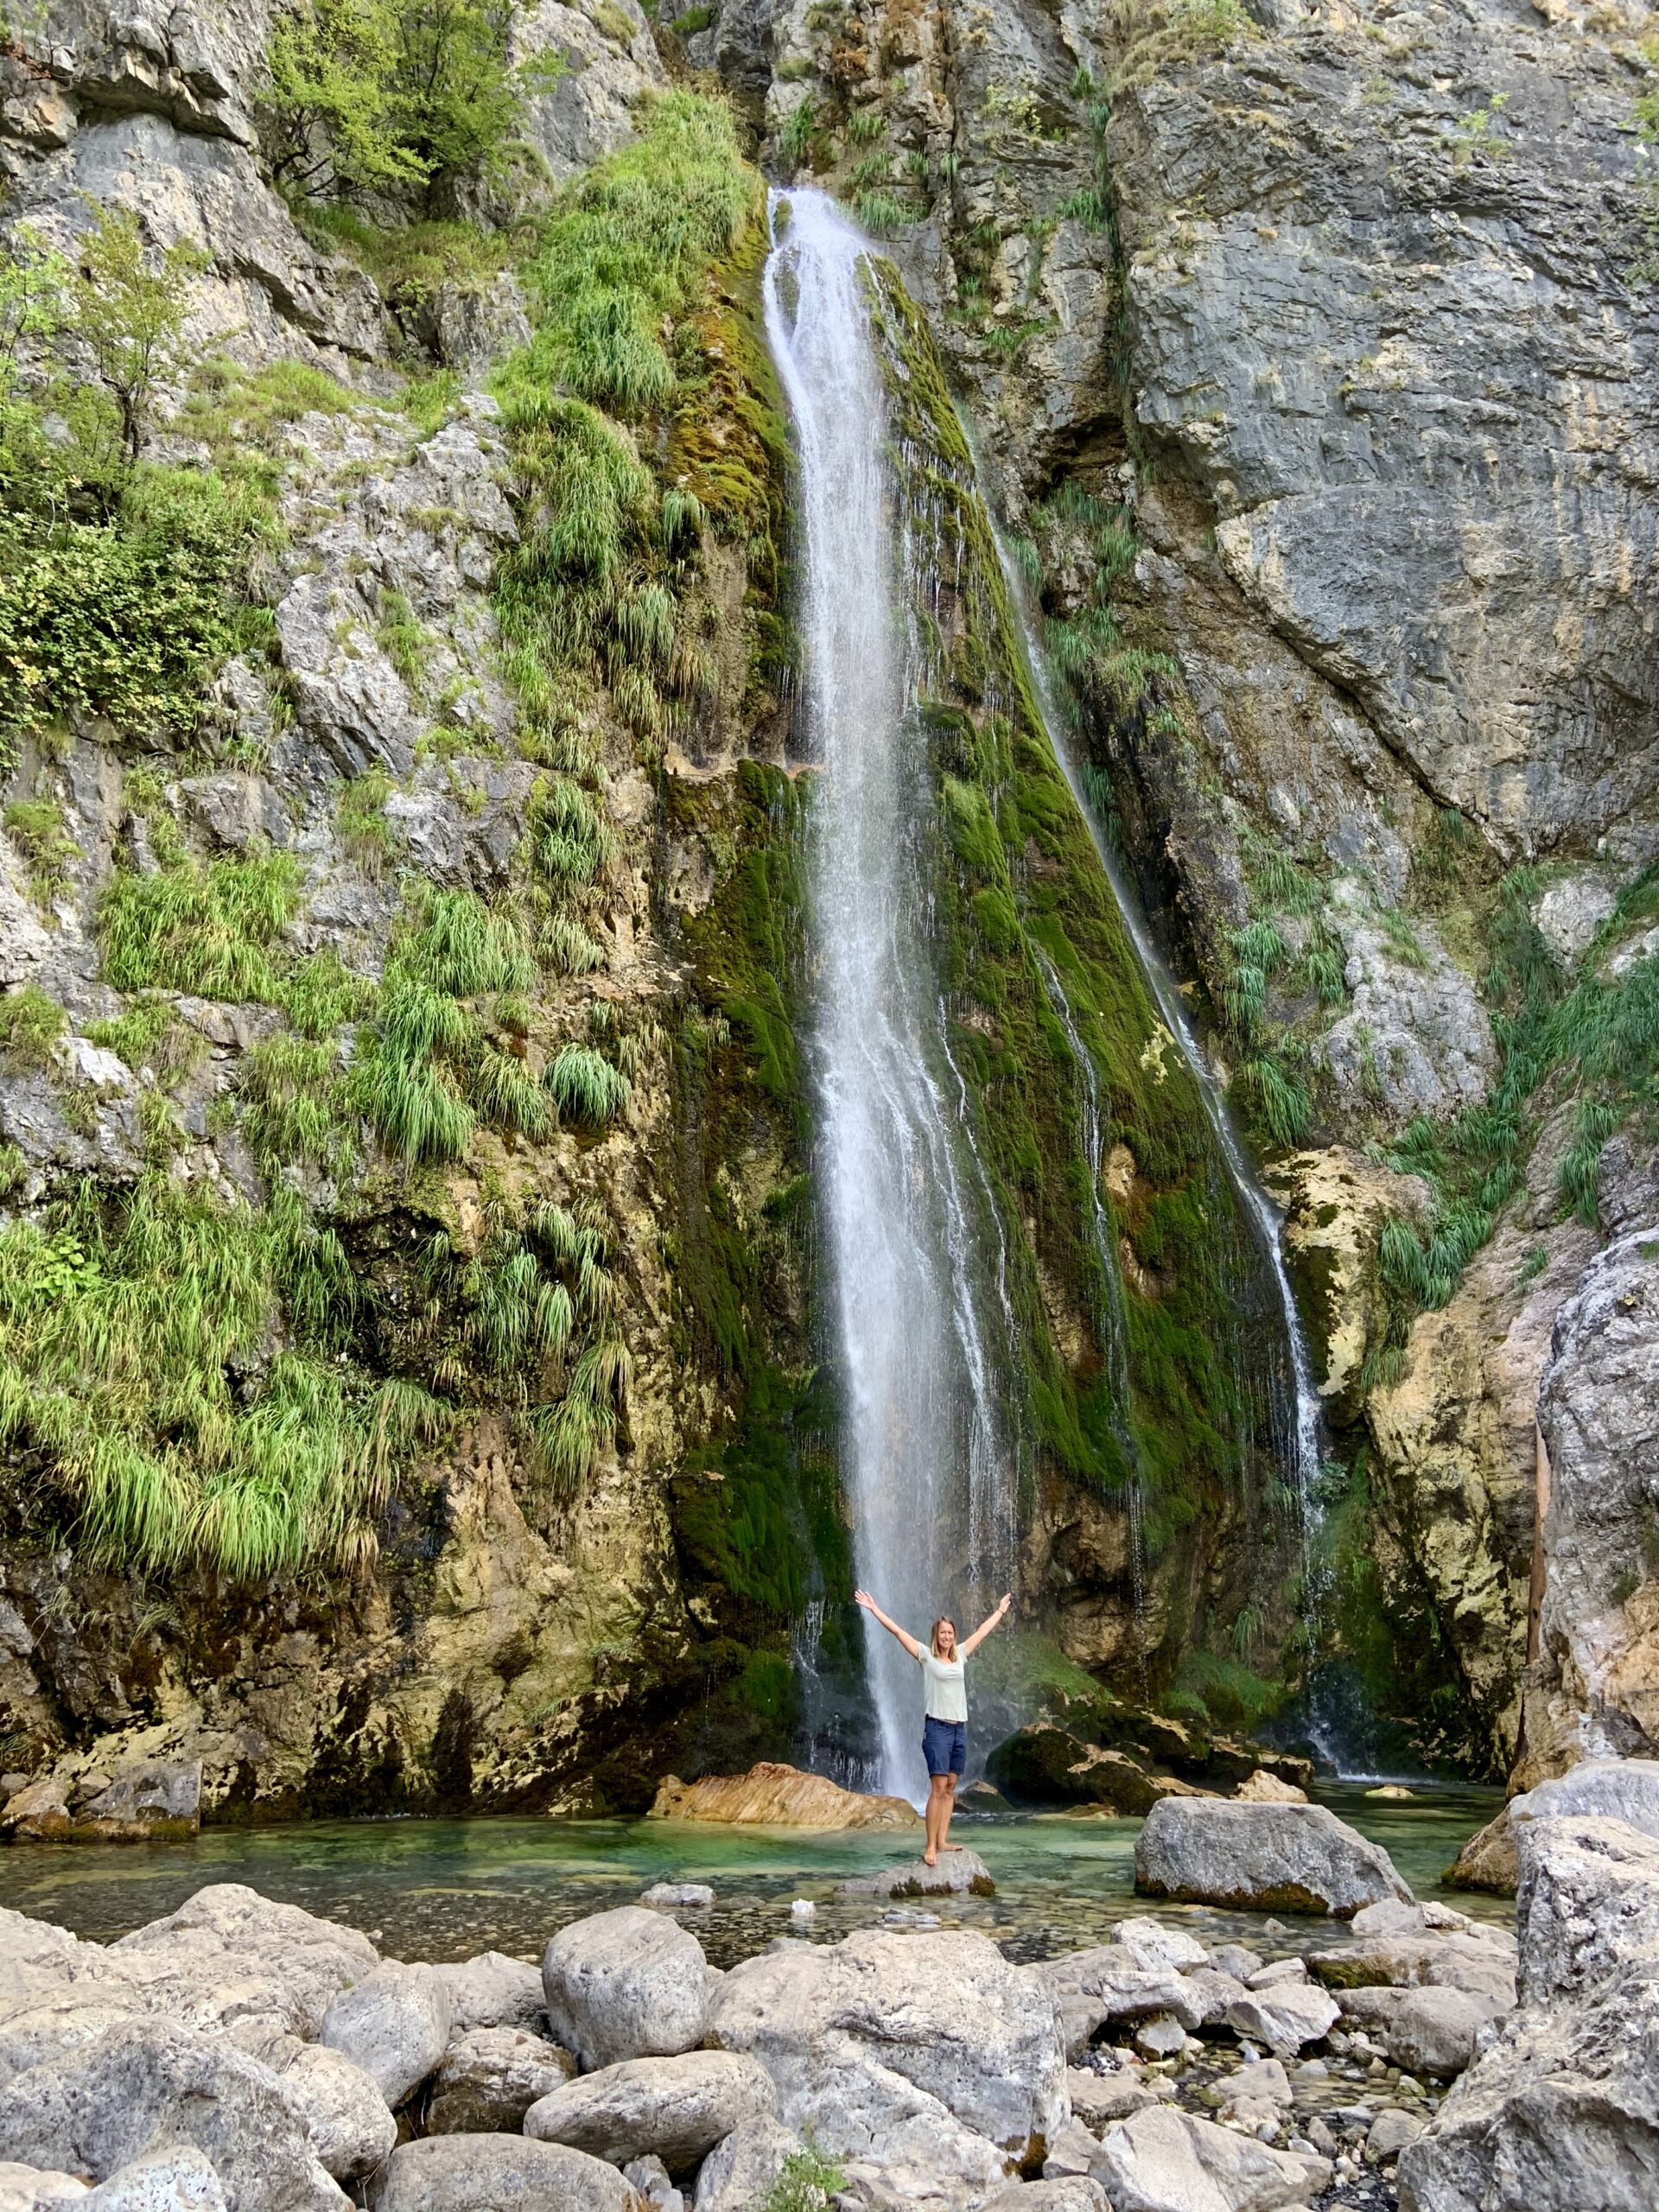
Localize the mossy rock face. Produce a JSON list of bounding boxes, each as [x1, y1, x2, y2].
[[859, 256, 1303, 1684]]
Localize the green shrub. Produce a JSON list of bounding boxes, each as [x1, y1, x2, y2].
[[760, 2147, 845, 2212]]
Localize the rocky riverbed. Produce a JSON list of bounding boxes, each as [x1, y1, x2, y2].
[[2, 1789, 1656, 2212]]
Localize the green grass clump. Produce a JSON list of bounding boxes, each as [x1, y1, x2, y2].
[[239, 1033, 356, 1177], [544, 1042, 632, 1128], [760, 2148, 845, 2212], [0, 1177, 448, 1579], [99, 848, 305, 1001], [0, 983, 67, 1072], [4, 798, 79, 905]]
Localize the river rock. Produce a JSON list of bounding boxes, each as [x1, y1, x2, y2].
[[1065, 2069, 1160, 2131], [541, 1910, 709, 2075], [273, 2044, 397, 2181], [524, 2050, 776, 2171], [649, 1765, 918, 1829], [111, 1886, 378, 2040], [1135, 1800, 1412, 1916], [1397, 1815, 1659, 2212], [1333, 1986, 1501, 2079], [638, 1885, 715, 1910], [836, 1850, 994, 1899], [1227, 2057, 1292, 2107], [81, 2149, 226, 2212], [1033, 1947, 1204, 2062], [367, 2136, 637, 2212], [1235, 1771, 1308, 1805], [1091, 2103, 1329, 2212], [0, 2166, 88, 2212], [1179, 1970, 1251, 2030], [1223, 1981, 1339, 2056], [707, 1926, 1062, 2195], [1365, 2109, 1424, 2165], [0, 2018, 346, 2212], [427, 2027, 575, 2134], [318, 1963, 450, 2108], [1446, 1810, 1518, 1896], [689, 2115, 802, 2212], [431, 1954, 546, 2037], [984, 2183, 1108, 2212]]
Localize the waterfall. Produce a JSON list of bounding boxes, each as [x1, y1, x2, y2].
[[764, 188, 1019, 1801]]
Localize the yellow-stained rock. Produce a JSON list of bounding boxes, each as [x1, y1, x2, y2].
[[650, 1763, 920, 1828]]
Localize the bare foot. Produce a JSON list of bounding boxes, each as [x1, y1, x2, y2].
[[940, 1842, 963, 1852], [922, 1849, 938, 1866]]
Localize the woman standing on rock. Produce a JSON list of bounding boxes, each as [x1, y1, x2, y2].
[[855, 1588, 1013, 1864]]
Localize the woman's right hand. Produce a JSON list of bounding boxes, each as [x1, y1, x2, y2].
[[854, 1589, 876, 1611]]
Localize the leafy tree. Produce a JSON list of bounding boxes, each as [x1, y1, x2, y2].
[[266, 0, 560, 211], [60, 202, 207, 467]]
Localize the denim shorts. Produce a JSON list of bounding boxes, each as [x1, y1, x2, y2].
[[923, 1716, 967, 1777]]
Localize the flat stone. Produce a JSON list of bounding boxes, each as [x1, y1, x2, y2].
[[1224, 1981, 1340, 2056], [650, 1764, 918, 1830], [639, 1885, 715, 1910], [836, 1849, 995, 1898], [367, 2136, 634, 2212]]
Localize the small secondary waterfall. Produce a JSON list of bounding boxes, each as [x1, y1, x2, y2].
[[764, 188, 1020, 1800]]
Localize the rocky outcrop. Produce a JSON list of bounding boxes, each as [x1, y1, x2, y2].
[[1134, 1799, 1413, 1916], [649, 1764, 919, 1829], [1399, 1814, 1659, 2211]]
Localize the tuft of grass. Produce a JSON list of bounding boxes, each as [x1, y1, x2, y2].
[[4, 797, 79, 906], [544, 1042, 632, 1128], [99, 848, 305, 1002], [338, 767, 399, 878], [0, 983, 67, 1072]]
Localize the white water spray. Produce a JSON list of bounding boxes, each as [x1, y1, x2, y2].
[[764, 188, 1018, 1801]]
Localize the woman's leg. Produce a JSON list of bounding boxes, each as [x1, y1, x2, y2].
[[924, 1773, 950, 1864], [937, 1771, 959, 1854]]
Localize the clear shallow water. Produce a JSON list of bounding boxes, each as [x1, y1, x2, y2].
[[0, 1787, 1508, 1967]]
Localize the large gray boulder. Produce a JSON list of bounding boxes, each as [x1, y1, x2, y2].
[[431, 1955, 547, 2037], [1135, 1799, 1412, 1916], [0, 2018, 346, 2212], [367, 2136, 637, 2212], [427, 2028, 575, 2135], [690, 2116, 802, 2212], [524, 2050, 777, 2171], [319, 1963, 450, 2109], [707, 1929, 1059, 2205], [1398, 1815, 1659, 2212], [541, 1911, 709, 2074], [1516, 1758, 1659, 1843], [110, 1886, 378, 2040]]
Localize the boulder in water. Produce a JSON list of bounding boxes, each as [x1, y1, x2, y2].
[[836, 1849, 995, 1898], [1444, 1808, 1519, 1897], [639, 1885, 715, 1910], [1135, 1798, 1413, 1916], [541, 1909, 709, 2073], [1236, 1770, 1308, 1803], [523, 2050, 777, 2169], [649, 1765, 918, 1829]]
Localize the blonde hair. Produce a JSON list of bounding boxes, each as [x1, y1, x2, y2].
[[931, 1617, 957, 1656]]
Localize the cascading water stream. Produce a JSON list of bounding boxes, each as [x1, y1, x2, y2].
[[763, 188, 1020, 1801]]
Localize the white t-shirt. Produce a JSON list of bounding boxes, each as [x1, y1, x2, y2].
[[920, 1651, 967, 1725]]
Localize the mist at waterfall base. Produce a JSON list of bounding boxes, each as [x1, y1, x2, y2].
[[763, 188, 1376, 1796], [764, 188, 1021, 1805]]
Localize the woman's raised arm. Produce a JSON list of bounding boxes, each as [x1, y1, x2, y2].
[[854, 1589, 925, 1660], [959, 1592, 1013, 1658]]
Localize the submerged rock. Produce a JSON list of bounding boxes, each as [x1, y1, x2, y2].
[[649, 1765, 918, 1829], [541, 1909, 709, 2073], [1135, 1799, 1413, 1916], [638, 1885, 715, 1910]]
